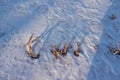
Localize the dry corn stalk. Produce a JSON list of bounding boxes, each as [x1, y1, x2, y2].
[[110, 48, 120, 55], [51, 45, 61, 59], [110, 14, 116, 20], [61, 44, 67, 55], [74, 42, 80, 56], [26, 34, 40, 59]]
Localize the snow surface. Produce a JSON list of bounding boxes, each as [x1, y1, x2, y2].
[[0, 0, 120, 80]]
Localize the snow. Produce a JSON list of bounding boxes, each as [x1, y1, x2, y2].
[[0, 0, 120, 80]]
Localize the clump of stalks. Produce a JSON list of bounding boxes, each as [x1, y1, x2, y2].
[[26, 34, 40, 59]]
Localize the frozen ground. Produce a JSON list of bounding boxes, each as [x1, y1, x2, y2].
[[0, 0, 120, 80]]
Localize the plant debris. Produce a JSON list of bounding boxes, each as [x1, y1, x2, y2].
[[93, 45, 98, 49], [109, 14, 116, 20], [51, 45, 62, 59], [61, 44, 68, 56], [74, 42, 80, 56], [110, 48, 120, 55], [26, 34, 40, 59]]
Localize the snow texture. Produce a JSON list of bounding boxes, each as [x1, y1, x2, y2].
[[0, 0, 120, 80]]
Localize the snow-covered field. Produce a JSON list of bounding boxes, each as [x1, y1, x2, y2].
[[0, 0, 120, 80]]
